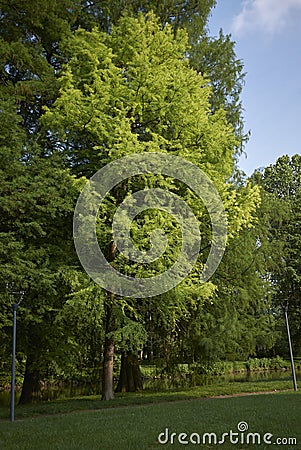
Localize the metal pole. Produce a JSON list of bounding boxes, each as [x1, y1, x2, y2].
[[10, 303, 18, 422], [284, 304, 298, 391]]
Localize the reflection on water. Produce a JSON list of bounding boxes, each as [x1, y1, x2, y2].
[[141, 369, 301, 391], [0, 383, 102, 407], [0, 370, 300, 407]]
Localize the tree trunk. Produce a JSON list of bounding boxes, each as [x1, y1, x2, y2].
[[101, 333, 115, 400], [18, 354, 41, 404], [101, 243, 118, 400], [101, 297, 115, 401], [115, 351, 143, 393]]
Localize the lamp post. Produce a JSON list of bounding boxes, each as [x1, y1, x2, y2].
[[283, 302, 297, 392], [7, 285, 24, 422]]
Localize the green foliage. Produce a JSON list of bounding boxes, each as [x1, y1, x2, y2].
[[76, 0, 216, 35], [0, 0, 78, 136], [76, 0, 246, 152], [252, 155, 301, 353], [246, 356, 289, 371], [0, 95, 84, 383], [55, 275, 106, 381], [43, 12, 258, 236], [190, 30, 247, 153]]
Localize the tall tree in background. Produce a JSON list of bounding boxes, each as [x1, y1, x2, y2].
[[0, 100, 83, 403], [253, 155, 301, 355], [0, 0, 77, 132]]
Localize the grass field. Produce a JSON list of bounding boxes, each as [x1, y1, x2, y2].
[[0, 382, 300, 449]]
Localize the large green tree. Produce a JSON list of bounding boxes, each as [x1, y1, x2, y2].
[[42, 13, 259, 399], [0, 0, 253, 401]]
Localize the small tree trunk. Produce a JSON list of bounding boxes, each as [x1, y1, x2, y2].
[[101, 333, 115, 400], [115, 351, 143, 393], [18, 354, 41, 404]]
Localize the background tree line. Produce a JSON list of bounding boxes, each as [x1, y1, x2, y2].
[[0, 0, 300, 403]]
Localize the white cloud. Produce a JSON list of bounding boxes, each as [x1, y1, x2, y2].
[[232, 0, 301, 36]]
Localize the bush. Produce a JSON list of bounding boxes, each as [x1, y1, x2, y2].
[[246, 356, 288, 371]]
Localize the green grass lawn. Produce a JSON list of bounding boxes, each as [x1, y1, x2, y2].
[[0, 381, 300, 449], [0, 378, 296, 420], [0, 392, 300, 449]]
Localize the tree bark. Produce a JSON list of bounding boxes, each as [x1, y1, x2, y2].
[[101, 239, 119, 401], [115, 351, 143, 393], [101, 333, 115, 400], [18, 354, 41, 404], [101, 298, 115, 400]]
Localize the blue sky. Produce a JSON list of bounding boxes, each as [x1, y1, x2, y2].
[[208, 0, 301, 175]]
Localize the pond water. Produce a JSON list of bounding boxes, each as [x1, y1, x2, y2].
[[0, 369, 300, 407], [141, 369, 301, 390]]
